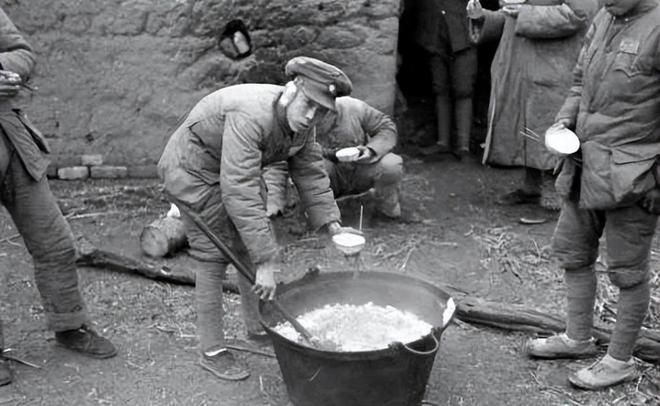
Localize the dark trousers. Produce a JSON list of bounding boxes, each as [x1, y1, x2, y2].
[[0, 131, 88, 347], [178, 180, 261, 352]]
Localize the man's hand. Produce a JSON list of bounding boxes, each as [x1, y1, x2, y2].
[[322, 147, 339, 162], [640, 188, 660, 215], [0, 70, 21, 99], [555, 118, 573, 128], [326, 221, 362, 236], [501, 5, 521, 17], [467, 0, 485, 20], [253, 262, 278, 301], [355, 146, 374, 164]]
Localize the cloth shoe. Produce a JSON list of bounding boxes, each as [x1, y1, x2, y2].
[[568, 354, 637, 390], [0, 357, 12, 386], [497, 189, 541, 205], [526, 333, 598, 359], [419, 143, 450, 156], [55, 324, 117, 359], [199, 349, 250, 381], [377, 201, 401, 219]]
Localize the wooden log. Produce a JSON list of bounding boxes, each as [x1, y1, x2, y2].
[[140, 215, 187, 258], [75, 237, 239, 293], [452, 295, 660, 364]]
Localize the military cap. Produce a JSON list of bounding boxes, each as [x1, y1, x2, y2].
[[285, 56, 352, 111]]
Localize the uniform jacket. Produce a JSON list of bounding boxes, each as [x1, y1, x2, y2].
[[555, 0, 660, 209], [471, 0, 599, 170], [157, 84, 340, 265], [0, 7, 51, 181], [317, 96, 397, 164], [414, 0, 473, 55]]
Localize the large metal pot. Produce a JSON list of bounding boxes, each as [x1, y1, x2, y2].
[[260, 271, 455, 406]]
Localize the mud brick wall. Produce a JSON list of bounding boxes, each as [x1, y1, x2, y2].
[[0, 0, 401, 168]]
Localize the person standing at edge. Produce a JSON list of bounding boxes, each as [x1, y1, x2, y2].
[[526, 0, 660, 390], [157, 56, 359, 381], [467, 0, 599, 210], [414, 0, 478, 159], [0, 7, 117, 386]]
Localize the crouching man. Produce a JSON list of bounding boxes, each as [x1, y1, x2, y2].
[[158, 56, 359, 381], [264, 96, 404, 220]]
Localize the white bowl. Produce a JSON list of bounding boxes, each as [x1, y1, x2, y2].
[[332, 232, 365, 256], [545, 126, 580, 155], [335, 147, 360, 162]]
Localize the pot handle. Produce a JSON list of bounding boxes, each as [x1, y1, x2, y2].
[[399, 332, 439, 356]]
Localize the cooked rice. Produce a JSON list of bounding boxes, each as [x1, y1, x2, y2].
[[273, 302, 433, 351]]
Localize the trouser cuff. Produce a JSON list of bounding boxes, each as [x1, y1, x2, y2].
[[46, 309, 89, 332]]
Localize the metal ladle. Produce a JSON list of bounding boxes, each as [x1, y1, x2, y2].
[[331, 205, 365, 277]]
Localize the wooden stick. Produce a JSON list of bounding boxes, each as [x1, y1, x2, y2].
[[75, 236, 240, 293], [359, 205, 363, 232], [0, 233, 20, 244]]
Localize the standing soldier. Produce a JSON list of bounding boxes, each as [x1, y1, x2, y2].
[[0, 7, 117, 386], [526, 0, 660, 390], [414, 0, 478, 158], [158, 56, 358, 381]]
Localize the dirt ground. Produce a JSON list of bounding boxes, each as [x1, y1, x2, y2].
[[0, 152, 658, 406]]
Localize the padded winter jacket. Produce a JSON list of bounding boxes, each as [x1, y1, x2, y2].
[[555, 0, 660, 208], [0, 7, 51, 181], [158, 84, 340, 265]]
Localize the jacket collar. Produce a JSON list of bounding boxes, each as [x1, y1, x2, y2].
[[615, 0, 658, 20], [274, 93, 295, 137]]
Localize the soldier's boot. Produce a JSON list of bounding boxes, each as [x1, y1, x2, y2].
[[497, 167, 542, 205], [453, 97, 473, 158], [55, 324, 117, 359]]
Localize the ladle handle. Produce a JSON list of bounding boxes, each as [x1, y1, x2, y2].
[[399, 332, 439, 356], [163, 193, 257, 285], [164, 192, 317, 344]]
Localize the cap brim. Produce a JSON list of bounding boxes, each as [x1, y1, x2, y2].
[[300, 81, 336, 111]]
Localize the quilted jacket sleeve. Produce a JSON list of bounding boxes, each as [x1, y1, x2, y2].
[[515, 1, 598, 40], [220, 112, 280, 266], [0, 8, 35, 78], [288, 128, 340, 230], [555, 23, 596, 128], [361, 102, 397, 162]]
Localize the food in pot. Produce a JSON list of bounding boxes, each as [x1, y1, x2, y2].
[[273, 302, 433, 351]]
